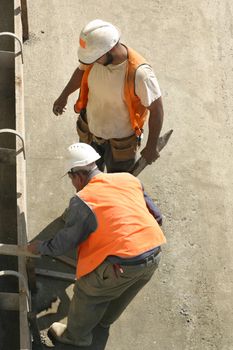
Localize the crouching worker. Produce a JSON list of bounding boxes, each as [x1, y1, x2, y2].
[[27, 142, 166, 347]]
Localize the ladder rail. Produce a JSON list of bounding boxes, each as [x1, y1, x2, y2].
[[0, 31, 24, 63]]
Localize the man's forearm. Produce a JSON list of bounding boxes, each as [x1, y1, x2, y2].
[[140, 97, 164, 163], [143, 191, 162, 225], [59, 67, 84, 99], [38, 230, 75, 256], [146, 97, 164, 149], [146, 110, 163, 151]]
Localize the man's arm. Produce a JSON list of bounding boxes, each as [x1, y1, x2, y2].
[[140, 182, 163, 226], [53, 67, 85, 116], [143, 191, 162, 226], [27, 196, 97, 256], [135, 65, 164, 164], [140, 96, 164, 164]]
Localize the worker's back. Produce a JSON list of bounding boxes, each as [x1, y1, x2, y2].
[[77, 172, 166, 277]]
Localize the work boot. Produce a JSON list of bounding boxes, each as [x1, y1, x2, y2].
[[48, 322, 66, 339], [48, 322, 92, 347], [40, 329, 55, 348]]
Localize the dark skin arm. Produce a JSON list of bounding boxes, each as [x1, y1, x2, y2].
[[140, 96, 164, 164], [53, 67, 85, 116]]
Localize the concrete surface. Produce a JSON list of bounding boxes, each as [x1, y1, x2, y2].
[[22, 1, 233, 349]]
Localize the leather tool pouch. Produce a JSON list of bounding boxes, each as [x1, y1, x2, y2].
[[76, 109, 93, 144], [110, 134, 138, 161]]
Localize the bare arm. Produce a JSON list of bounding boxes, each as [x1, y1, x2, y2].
[[140, 97, 164, 164], [53, 67, 84, 116]]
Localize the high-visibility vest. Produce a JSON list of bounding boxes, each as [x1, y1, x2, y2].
[[76, 173, 166, 278], [74, 46, 149, 137]]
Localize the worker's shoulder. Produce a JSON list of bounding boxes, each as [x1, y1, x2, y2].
[[109, 172, 141, 184], [106, 171, 135, 178], [69, 195, 94, 215], [135, 64, 156, 81]]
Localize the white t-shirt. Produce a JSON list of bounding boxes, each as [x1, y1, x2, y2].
[[79, 61, 161, 139]]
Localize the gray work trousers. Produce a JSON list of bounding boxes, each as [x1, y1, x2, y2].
[[61, 254, 161, 346]]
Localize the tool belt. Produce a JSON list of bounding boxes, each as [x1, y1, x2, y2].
[[76, 109, 93, 144], [76, 110, 139, 162], [109, 134, 138, 161]]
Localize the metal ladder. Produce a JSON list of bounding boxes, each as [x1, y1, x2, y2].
[[0, 3, 42, 348]]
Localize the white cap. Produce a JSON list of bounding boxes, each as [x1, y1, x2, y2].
[[78, 19, 121, 64], [65, 143, 100, 173]]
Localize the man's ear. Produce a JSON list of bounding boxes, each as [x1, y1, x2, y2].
[[78, 172, 86, 183]]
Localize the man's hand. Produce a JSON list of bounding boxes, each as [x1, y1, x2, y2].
[[140, 146, 160, 164], [52, 67, 85, 116], [27, 240, 42, 255], [53, 96, 68, 116]]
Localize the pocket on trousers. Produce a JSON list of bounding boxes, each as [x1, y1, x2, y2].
[[76, 114, 93, 144], [95, 261, 112, 281], [110, 134, 138, 161]]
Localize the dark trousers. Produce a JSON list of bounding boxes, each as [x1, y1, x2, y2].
[[60, 254, 161, 346]]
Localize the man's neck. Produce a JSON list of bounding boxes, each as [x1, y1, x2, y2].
[[87, 167, 101, 182], [112, 43, 128, 65]]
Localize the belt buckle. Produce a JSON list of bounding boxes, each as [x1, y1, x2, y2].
[[145, 249, 160, 266], [145, 255, 153, 267]]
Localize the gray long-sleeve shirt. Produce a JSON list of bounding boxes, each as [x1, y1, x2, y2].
[[39, 174, 162, 257], [39, 196, 97, 256]]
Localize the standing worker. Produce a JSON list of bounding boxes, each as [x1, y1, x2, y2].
[[53, 19, 164, 173], [28, 143, 166, 347]]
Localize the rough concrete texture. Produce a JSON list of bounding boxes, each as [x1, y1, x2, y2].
[[22, 1, 233, 349]]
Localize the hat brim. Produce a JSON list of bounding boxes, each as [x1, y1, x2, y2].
[[78, 47, 102, 64]]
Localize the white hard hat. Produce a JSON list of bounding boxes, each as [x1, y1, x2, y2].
[[66, 143, 100, 173], [78, 19, 121, 64]]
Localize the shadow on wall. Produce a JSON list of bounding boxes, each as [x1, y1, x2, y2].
[[31, 217, 110, 350]]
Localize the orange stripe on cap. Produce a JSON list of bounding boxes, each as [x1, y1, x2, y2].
[[79, 38, 86, 48]]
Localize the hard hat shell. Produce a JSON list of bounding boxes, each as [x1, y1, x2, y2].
[[66, 143, 100, 173], [78, 19, 121, 64]]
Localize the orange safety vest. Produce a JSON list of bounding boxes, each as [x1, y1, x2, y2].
[[74, 46, 149, 137], [76, 173, 166, 278]]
